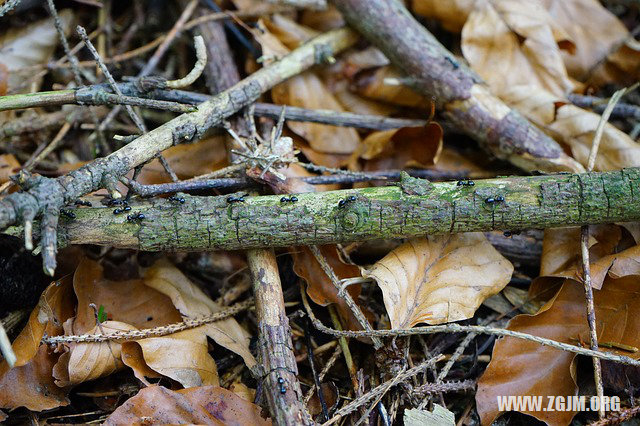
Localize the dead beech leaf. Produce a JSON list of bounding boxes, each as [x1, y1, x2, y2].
[[0, 279, 74, 411], [134, 329, 219, 387], [0, 154, 19, 184], [351, 66, 430, 108], [142, 259, 257, 369], [461, 0, 574, 97], [501, 85, 640, 170], [351, 124, 443, 172], [54, 321, 135, 387], [264, 14, 318, 50], [104, 385, 270, 426], [540, 225, 621, 279], [272, 72, 361, 154], [364, 234, 513, 328], [411, 0, 475, 32], [540, 0, 629, 80], [138, 136, 228, 185], [292, 245, 364, 331], [0, 10, 73, 92], [477, 276, 640, 425], [588, 38, 640, 87]]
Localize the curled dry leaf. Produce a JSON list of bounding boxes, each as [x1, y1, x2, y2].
[[104, 385, 270, 426], [350, 124, 443, 172], [477, 276, 640, 425], [292, 245, 365, 331], [540, 0, 631, 81], [501, 85, 640, 171], [0, 279, 74, 411], [142, 259, 257, 369], [138, 136, 228, 185], [351, 66, 430, 108], [272, 72, 361, 154], [411, 0, 476, 32], [53, 321, 136, 387], [461, 0, 575, 97], [364, 234, 513, 328], [0, 9, 73, 92]]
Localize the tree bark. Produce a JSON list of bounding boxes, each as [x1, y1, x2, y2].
[[330, 0, 583, 173], [16, 168, 639, 251]]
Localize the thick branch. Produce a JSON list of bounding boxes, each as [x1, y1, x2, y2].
[[15, 169, 640, 251], [0, 28, 358, 274], [330, 0, 583, 173], [248, 249, 313, 425]]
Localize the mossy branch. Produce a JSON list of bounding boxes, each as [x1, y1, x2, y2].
[[8, 169, 639, 251]]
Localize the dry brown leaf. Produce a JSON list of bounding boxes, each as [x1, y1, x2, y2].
[[540, 225, 621, 279], [137, 136, 228, 185], [300, 5, 345, 31], [351, 66, 430, 108], [0, 154, 19, 184], [461, 0, 574, 98], [134, 329, 219, 387], [540, 0, 629, 80], [588, 38, 640, 87], [411, 0, 475, 32], [351, 124, 443, 172], [104, 385, 270, 425], [292, 245, 365, 331], [364, 234, 513, 328], [501, 85, 640, 170], [0, 279, 74, 411], [0, 10, 73, 92], [264, 14, 318, 50], [477, 276, 640, 425], [272, 72, 361, 154], [142, 260, 257, 369], [54, 321, 135, 387]]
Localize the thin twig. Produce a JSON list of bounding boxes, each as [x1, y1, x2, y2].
[[303, 345, 342, 404], [323, 356, 444, 426], [309, 245, 383, 349], [43, 300, 253, 344], [165, 36, 207, 89], [303, 305, 640, 366], [581, 85, 630, 418], [0, 321, 16, 368]]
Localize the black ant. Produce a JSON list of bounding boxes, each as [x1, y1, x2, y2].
[[227, 193, 248, 204], [127, 213, 145, 222], [280, 195, 298, 203], [277, 377, 286, 394], [457, 179, 475, 187], [338, 195, 357, 208], [485, 195, 505, 204], [503, 230, 521, 238], [60, 209, 76, 219], [113, 205, 131, 215], [169, 195, 185, 204], [107, 198, 126, 207], [74, 199, 92, 207]]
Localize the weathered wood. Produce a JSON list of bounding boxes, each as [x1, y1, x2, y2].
[[19, 168, 640, 251], [248, 249, 313, 426]]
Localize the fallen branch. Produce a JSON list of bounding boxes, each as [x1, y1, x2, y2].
[[0, 27, 358, 275], [330, 0, 583, 173], [13, 168, 639, 252]]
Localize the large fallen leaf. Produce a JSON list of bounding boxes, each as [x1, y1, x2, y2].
[[477, 276, 640, 425], [0, 10, 73, 92], [351, 66, 430, 108], [105, 385, 270, 425], [0, 279, 74, 411], [142, 260, 256, 369], [540, 0, 630, 80], [364, 234, 513, 328], [502, 85, 640, 170], [272, 72, 361, 154], [411, 0, 475, 32], [292, 245, 364, 331], [350, 124, 443, 172], [138, 136, 228, 185], [53, 259, 225, 388], [461, 0, 574, 97], [53, 321, 136, 387]]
